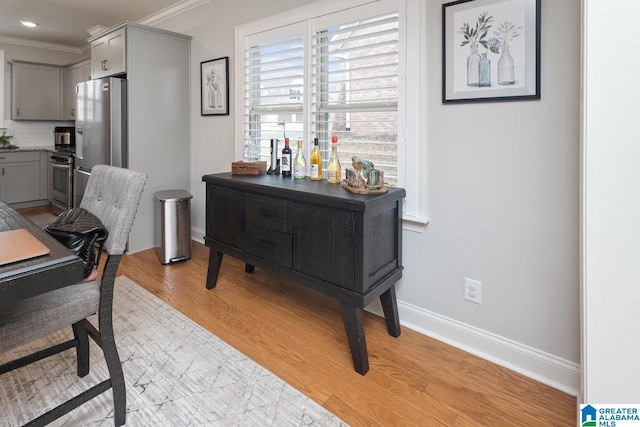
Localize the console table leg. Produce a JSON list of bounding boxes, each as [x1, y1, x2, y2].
[[245, 263, 255, 273], [340, 303, 369, 375], [380, 285, 401, 337], [206, 249, 224, 290]]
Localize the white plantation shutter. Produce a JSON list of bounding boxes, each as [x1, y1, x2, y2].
[[312, 13, 399, 185], [240, 3, 400, 187], [243, 30, 304, 162]]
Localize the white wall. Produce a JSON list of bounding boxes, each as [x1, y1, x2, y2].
[[582, 0, 640, 403], [152, 0, 582, 394], [403, 0, 580, 392]]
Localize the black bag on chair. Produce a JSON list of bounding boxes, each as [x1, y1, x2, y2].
[[45, 208, 109, 278]]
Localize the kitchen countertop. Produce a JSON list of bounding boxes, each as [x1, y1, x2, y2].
[[0, 146, 56, 153]]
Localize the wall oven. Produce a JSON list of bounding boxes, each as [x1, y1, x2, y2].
[[49, 152, 74, 215]]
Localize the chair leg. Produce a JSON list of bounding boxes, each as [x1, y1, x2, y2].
[[98, 255, 127, 426], [100, 321, 126, 427], [72, 322, 90, 377]]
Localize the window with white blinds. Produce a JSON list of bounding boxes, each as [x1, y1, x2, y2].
[[312, 13, 399, 185], [241, 6, 400, 186], [243, 32, 304, 162]]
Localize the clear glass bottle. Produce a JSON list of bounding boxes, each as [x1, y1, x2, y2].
[[498, 43, 515, 85], [281, 137, 292, 177], [326, 135, 341, 184], [293, 139, 306, 179], [467, 44, 481, 87], [310, 137, 322, 181]]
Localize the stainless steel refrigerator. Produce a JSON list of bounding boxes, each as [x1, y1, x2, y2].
[[74, 77, 128, 207]]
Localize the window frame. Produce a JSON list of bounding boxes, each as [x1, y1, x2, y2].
[[235, 0, 428, 230]]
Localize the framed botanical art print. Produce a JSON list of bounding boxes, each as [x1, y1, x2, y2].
[[201, 57, 229, 115], [442, 0, 540, 103]]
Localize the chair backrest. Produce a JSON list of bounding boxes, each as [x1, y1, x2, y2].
[[79, 165, 147, 255]]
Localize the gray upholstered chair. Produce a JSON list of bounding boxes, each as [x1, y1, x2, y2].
[[0, 165, 146, 426]]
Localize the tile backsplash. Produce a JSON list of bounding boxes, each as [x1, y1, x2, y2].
[[4, 120, 74, 148]]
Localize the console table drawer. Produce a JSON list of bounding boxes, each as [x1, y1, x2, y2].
[[241, 223, 292, 267], [245, 195, 291, 233]]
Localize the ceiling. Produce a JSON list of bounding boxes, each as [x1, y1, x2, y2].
[[0, 0, 188, 48]]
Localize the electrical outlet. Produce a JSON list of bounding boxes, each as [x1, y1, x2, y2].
[[464, 277, 482, 304]]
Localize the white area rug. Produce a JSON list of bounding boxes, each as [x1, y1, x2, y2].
[[0, 276, 347, 426]]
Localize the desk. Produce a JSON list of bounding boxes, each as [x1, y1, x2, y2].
[[203, 173, 405, 374], [0, 202, 84, 305]]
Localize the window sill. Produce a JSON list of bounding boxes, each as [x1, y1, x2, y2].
[[402, 214, 429, 233]]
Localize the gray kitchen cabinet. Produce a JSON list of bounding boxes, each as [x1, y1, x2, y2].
[[0, 152, 41, 204], [63, 59, 91, 120], [0, 50, 4, 128], [40, 151, 49, 201], [90, 27, 126, 79], [83, 61, 92, 80], [11, 61, 62, 120]]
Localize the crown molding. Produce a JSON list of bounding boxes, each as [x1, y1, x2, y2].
[[0, 35, 84, 54], [139, 0, 211, 26]]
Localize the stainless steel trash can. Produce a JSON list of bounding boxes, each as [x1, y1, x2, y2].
[[155, 189, 192, 264]]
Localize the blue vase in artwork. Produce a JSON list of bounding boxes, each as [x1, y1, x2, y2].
[[467, 44, 481, 87], [479, 53, 491, 87]]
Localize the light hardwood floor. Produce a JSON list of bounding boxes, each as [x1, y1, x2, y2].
[[121, 243, 577, 426], [21, 206, 577, 426]]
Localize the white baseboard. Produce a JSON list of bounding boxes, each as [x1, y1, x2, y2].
[[192, 226, 205, 245], [368, 300, 580, 396], [192, 224, 580, 396]]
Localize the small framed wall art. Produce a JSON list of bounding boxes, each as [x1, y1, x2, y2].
[[442, 0, 540, 103], [201, 56, 229, 115]]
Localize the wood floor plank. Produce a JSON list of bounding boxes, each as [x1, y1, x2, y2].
[[322, 394, 383, 427]]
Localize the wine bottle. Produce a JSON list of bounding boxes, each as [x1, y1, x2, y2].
[[266, 138, 280, 175], [293, 139, 306, 179], [281, 137, 292, 177], [310, 137, 322, 181], [326, 135, 341, 184]]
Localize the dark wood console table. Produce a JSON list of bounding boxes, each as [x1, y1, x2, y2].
[[202, 173, 405, 374]]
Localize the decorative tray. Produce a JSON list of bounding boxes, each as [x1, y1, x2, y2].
[[341, 182, 388, 194]]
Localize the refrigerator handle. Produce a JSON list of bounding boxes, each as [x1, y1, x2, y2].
[[75, 129, 83, 159], [74, 167, 91, 209]]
